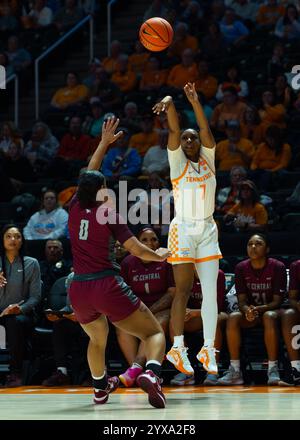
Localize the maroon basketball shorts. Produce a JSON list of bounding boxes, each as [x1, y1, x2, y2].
[[69, 275, 141, 324]]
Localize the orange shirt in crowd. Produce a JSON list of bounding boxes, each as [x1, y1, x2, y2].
[[168, 35, 199, 58], [128, 52, 150, 76], [256, 4, 285, 26], [111, 70, 137, 93], [228, 202, 268, 225], [259, 104, 286, 130], [240, 122, 265, 147], [195, 75, 218, 99], [129, 131, 159, 157], [216, 138, 255, 171], [102, 56, 120, 75], [51, 84, 89, 108], [140, 69, 169, 90], [211, 101, 247, 130], [167, 63, 199, 89], [251, 142, 291, 172]]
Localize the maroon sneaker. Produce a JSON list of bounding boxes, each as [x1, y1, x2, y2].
[[4, 373, 22, 388], [136, 370, 166, 409], [42, 370, 70, 387], [93, 376, 119, 404]]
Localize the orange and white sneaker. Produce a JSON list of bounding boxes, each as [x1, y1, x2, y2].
[[166, 346, 194, 375], [197, 346, 218, 375]]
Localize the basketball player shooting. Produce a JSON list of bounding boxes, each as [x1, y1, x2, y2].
[[68, 117, 170, 408], [153, 82, 222, 376]]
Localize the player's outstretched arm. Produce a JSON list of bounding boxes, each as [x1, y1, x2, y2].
[[88, 117, 123, 171], [123, 236, 170, 262], [184, 82, 215, 149], [152, 96, 180, 151]]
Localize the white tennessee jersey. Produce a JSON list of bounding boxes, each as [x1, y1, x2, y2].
[[168, 145, 216, 222]]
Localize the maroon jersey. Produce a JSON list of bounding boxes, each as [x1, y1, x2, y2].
[[235, 258, 287, 306], [69, 198, 133, 274], [187, 270, 226, 313], [120, 255, 174, 307], [289, 260, 300, 291]]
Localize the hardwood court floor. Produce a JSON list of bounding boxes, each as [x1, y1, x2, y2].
[[1, 386, 300, 420]]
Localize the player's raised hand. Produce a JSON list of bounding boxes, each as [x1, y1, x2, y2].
[[101, 117, 123, 145], [184, 82, 199, 104], [152, 96, 173, 114], [155, 247, 171, 261]]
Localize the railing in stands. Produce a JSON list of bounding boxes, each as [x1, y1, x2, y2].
[[6, 74, 19, 127], [35, 14, 94, 120], [107, 0, 118, 57]]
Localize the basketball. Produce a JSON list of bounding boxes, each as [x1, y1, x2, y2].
[[139, 17, 173, 52]]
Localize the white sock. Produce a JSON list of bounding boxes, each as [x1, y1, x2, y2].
[[268, 360, 278, 371], [146, 360, 161, 367], [57, 367, 67, 375], [291, 361, 300, 372], [92, 373, 105, 380], [173, 335, 184, 348], [230, 360, 240, 372], [204, 339, 214, 348], [131, 363, 143, 370]]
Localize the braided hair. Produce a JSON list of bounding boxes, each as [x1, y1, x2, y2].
[[0, 224, 25, 289]]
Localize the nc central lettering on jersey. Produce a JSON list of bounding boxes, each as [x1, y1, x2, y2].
[[247, 282, 272, 291], [133, 273, 161, 282]]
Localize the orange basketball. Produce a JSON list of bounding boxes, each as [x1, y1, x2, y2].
[[139, 17, 173, 52]]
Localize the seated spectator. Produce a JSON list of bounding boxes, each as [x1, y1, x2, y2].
[[141, 129, 169, 176], [6, 35, 31, 73], [129, 114, 159, 157], [23, 0, 53, 28], [167, 22, 199, 59], [83, 57, 101, 89], [0, 120, 23, 156], [240, 105, 265, 147], [210, 87, 247, 132], [40, 239, 73, 297], [184, 92, 213, 123], [89, 65, 121, 111], [143, 0, 171, 22], [42, 274, 88, 386], [117, 227, 175, 387], [275, 3, 300, 39], [223, 180, 268, 232], [251, 125, 291, 173], [216, 65, 249, 101], [4, 139, 36, 184], [0, 4, 18, 40], [218, 234, 286, 386], [128, 40, 150, 78], [256, 0, 285, 28], [181, 0, 204, 36], [167, 48, 199, 91], [0, 224, 41, 387], [120, 101, 141, 134], [220, 8, 249, 46], [54, 0, 83, 32], [50, 71, 89, 112], [0, 52, 14, 78], [24, 122, 59, 174], [170, 269, 227, 386], [267, 42, 289, 80], [281, 259, 300, 385], [216, 165, 247, 214], [224, 0, 258, 24], [201, 22, 226, 61], [102, 40, 123, 76], [195, 59, 218, 100], [216, 119, 255, 171], [82, 98, 105, 138], [111, 54, 137, 94], [102, 127, 141, 180], [140, 56, 168, 93], [23, 189, 69, 240], [56, 116, 92, 162], [278, 182, 300, 215], [259, 88, 286, 131], [274, 74, 293, 109]]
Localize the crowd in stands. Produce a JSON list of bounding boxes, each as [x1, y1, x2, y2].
[[1, 0, 300, 388]]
